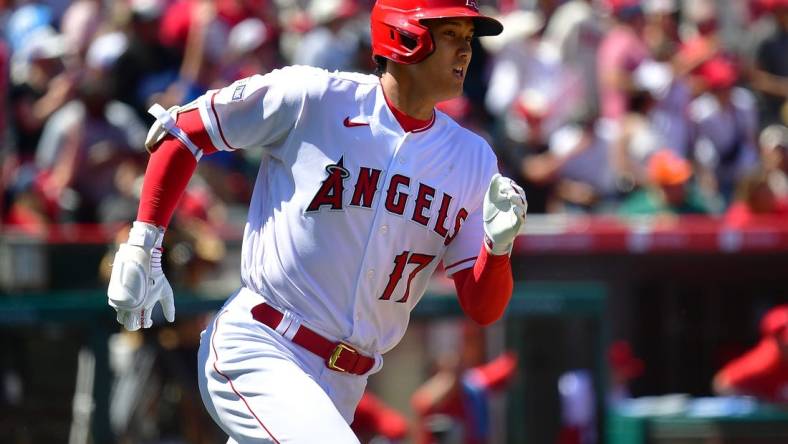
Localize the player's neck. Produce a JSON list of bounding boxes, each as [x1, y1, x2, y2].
[[380, 72, 436, 121]]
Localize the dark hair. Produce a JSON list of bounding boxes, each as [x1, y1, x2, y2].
[[374, 56, 387, 76], [373, 29, 418, 76]]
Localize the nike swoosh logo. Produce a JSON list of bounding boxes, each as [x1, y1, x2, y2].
[[343, 117, 369, 127]]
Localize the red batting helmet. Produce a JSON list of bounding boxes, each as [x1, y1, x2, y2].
[[370, 0, 503, 65]]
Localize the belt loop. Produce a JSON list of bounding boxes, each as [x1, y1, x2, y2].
[[282, 316, 301, 341], [274, 311, 293, 335]]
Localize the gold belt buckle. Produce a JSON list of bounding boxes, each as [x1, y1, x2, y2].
[[328, 343, 355, 372]]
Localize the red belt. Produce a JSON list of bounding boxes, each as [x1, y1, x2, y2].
[[251, 302, 375, 375]]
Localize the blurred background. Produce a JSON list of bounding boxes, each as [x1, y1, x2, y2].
[[1, 0, 787, 442]]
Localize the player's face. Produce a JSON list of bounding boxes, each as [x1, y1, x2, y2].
[[418, 18, 474, 101]]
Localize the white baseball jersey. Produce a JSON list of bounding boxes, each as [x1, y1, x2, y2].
[[190, 65, 498, 356]]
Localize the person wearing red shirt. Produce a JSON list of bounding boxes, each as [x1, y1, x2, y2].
[[723, 170, 788, 228], [713, 304, 788, 403], [411, 322, 518, 444], [351, 391, 409, 443]]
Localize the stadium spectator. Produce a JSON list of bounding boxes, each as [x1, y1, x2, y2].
[[0, 0, 786, 224], [618, 149, 713, 216], [750, 0, 788, 126], [111, 0, 181, 122], [596, 0, 650, 121], [6, 2, 54, 53], [486, 9, 583, 134], [633, 2, 695, 160], [723, 169, 788, 228], [4, 27, 76, 230], [149, 0, 256, 204], [606, 61, 668, 193], [713, 304, 788, 403], [59, 0, 102, 59], [483, 9, 548, 118], [223, 17, 277, 81], [673, 0, 721, 80], [155, 0, 228, 108], [5, 0, 785, 226], [292, 0, 362, 72], [522, 109, 618, 213], [759, 124, 788, 198], [738, 0, 783, 70], [642, 0, 680, 60], [8, 27, 75, 164], [689, 56, 760, 204], [486, 9, 584, 213], [34, 72, 146, 222], [544, 0, 604, 113], [544, 0, 593, 54], [638, 61, 694, 161]]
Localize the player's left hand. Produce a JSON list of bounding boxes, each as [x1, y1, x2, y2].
[[107, 222, 175, 330], [483, 174, 527, 255]]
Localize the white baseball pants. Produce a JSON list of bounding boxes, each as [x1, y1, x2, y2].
[[197, 288, 367, 443]]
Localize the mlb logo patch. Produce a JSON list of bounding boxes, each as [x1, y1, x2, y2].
[[466, 0, 478, 11], [232, 84, 246, 101]]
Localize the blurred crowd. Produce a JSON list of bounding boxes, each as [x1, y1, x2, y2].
[[1, 3, 786, 441], [1, 0, 788, 235]]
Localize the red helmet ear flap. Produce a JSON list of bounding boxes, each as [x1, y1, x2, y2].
[[371, 8, 434, 64]]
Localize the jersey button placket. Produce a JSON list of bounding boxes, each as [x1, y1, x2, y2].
[[349, 133, 407, 340]]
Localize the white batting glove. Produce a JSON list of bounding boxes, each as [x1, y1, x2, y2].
[[107, 221, 175, 330], [483, 174, 528, 255]]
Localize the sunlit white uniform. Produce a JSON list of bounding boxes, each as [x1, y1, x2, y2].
[[180, 65, 498, 442]]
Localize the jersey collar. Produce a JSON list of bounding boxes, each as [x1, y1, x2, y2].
[[380, 82, 436, 134]]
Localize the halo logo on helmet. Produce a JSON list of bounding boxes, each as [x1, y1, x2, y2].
[[370, 0, 503, 65]]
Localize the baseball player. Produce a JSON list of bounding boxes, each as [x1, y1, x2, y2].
[[106, 0, 527, 442]]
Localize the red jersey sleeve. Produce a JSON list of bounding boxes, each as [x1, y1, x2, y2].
[[137, 109, 217, 227], [452, 245, 514, 325]]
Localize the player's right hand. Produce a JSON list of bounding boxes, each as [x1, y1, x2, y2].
[[107, 221, 175, 330]]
